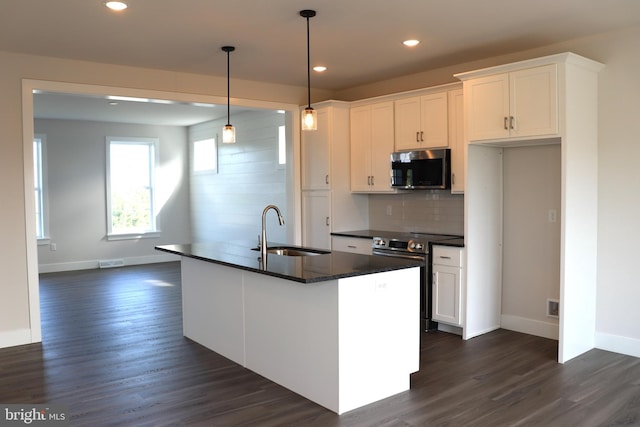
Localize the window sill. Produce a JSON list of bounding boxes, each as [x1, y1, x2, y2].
[[107, 232, 161, 241]]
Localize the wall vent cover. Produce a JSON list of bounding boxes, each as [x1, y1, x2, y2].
[[99, 259, 125, 269]]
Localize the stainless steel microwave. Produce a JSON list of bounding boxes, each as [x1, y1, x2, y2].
[[390, 149, 451, 190]]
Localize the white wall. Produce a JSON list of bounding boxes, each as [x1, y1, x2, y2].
[[34, 119, 191, 272], [189, 110, 289, 245], [501, 145, 561, 338]]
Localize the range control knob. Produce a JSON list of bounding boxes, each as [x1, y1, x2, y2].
[[409, 242, 416, 249], [415, 243, 424, 250]]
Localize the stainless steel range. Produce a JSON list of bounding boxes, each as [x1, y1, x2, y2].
[[372, 232, 460, 330]]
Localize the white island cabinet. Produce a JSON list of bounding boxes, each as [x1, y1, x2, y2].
[[158, 243, 421, 415]]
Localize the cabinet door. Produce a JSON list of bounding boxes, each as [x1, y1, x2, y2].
[[466, 73, 510, 141], [394, 96, 422, 151], [301, 108, 331, 190], [420, 92, 449, 148], [432, 264, 462, 326], [370, 101, 395, 192], [448, 89, 465, 194], [301, 191, 331, 250], [510, 64, 558, 139], [349, 105, 373, 192]]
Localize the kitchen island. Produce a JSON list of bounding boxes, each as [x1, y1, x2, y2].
[[156, 242, 421, 414]]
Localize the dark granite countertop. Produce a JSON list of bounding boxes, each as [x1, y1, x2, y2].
[[429, 238, 465, 248], [331, 230, 464, 247], [155, 241, 422, 284]]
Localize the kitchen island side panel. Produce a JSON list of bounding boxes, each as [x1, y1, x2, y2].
[[243, 272, 340, 412], [181, 257, 246, 366], [338, 267, 420, 413]]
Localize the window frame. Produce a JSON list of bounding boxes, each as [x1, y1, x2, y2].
[[105, 136, 160, 240], [34, 134, 50, 243]]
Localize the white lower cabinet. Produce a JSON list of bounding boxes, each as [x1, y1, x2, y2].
[[302, 191, 331, 251], [331, 235, 372, 255], [432, 245, 464, 327]]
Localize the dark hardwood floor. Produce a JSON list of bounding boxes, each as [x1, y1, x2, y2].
[[1, 262, 639, 426]]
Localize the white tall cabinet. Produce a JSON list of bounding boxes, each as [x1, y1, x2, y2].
[[455, 53, 604, 363], [301, 101, 368, 250]]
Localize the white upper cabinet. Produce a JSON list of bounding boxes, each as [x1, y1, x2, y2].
[[394, 91, 449, 151], [301, 107, 331, 190], [463, 64, 558, 143], [350, 101, 396, 193]]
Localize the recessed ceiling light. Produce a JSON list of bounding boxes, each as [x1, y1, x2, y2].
[[403, 39, 420, 47], [313, 66, 327, 72], [105, 1, 128, 11]]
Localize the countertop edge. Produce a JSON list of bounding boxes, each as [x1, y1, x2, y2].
[[155, 245, 423, 284]]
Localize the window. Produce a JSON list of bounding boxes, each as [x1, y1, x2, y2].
[[106, 137, 159, 238], [278, 125, 286, 168], [33, 134, 48, 240], [193, 137, 217, 173]]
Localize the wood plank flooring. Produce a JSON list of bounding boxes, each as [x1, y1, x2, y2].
[[1, 262, 639, 426]]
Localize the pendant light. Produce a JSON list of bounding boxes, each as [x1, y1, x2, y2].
[[300, 9, 317, 131], [221, 46, 236, 143]]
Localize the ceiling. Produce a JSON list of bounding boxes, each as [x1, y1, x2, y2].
[[6, 0, 640, 125]]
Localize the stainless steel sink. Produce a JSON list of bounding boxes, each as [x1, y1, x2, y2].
[[252, 246, 330, 256]]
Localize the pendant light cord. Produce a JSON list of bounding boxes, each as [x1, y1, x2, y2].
[[226, 48, 231, 125], [221, 46, 235, 126], [306, 14, 311, 109]]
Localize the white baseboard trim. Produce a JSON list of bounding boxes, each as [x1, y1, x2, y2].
[[595, 332, 640, 359], [500, 314, 559, 340], [39, 253, 180, 273], [437, 323, 462, 336], [0, 328, 34, 349]]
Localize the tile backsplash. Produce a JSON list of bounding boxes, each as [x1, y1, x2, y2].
[[369, 191, 464, 236]]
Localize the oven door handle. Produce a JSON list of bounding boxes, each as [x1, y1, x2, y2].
[[372, 250, 426, 262]]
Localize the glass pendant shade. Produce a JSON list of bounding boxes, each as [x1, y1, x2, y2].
[[223, 124, 236, 144], [302, 107, 317, 131]]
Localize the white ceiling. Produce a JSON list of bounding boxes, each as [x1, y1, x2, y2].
[[6, 0, 640, 125]]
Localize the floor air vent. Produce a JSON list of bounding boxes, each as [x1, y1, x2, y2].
[[99, 259, 125, 269]]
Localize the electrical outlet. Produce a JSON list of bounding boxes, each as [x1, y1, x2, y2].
[[547, 299, 559, 318], [386, 205, 392, 216], [50, 243, 57, 251], [548, 209, 557, 223]]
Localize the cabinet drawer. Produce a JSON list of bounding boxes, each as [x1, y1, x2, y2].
[[331, 236, 372, 255], [432, 245, 463, 267]]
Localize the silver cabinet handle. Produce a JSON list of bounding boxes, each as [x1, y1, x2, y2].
[[510, 116, 515, 129], [347, 245, 357, 249], [504, 117, 508, 130], [367, 176, 371, 185], [439, 256, 452, 259], [325, 174, 329, 185], [371, 175, 375, 185], [326, 217, 330, 226], [420, 131, 424, 142], [452, 173, 456, 185], [416, 131, 420, 142]]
